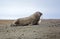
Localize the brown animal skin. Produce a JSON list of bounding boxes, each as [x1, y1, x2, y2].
[[11, 11, 42, 26]]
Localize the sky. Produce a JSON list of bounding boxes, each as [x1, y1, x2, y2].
[[0, 0, 60, 19]]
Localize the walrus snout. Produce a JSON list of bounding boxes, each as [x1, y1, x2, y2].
[[40, 12, 42, 16]]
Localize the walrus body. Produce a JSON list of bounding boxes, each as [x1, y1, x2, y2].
[[11, 11, 42, 26]]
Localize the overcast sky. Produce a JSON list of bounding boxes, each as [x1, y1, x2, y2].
[[0, 0, 60, 19]]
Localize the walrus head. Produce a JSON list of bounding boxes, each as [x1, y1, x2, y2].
[[35, 11, 42, 17]]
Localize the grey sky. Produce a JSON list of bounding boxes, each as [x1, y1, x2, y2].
[[0, 0, 60, 19]]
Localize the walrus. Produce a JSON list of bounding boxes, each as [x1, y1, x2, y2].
[[11, 11, 42, 26]]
